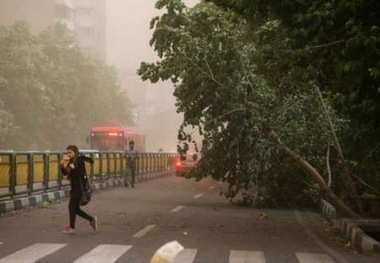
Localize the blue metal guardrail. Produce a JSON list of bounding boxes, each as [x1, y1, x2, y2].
[[0, 150, 178, 199]]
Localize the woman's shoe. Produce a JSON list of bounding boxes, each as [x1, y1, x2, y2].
[[90, 217, 98, 232], [62, 226, 76, 234]]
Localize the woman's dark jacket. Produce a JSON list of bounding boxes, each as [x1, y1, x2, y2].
[[61, 155, 93, 192]]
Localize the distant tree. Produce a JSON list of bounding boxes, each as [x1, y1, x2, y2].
[[0, 22, 133, 150], [0, 22, 51, 148], [0, 99, 19, 148]]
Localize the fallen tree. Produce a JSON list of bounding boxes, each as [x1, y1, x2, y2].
[[139, 0, 370, 217]]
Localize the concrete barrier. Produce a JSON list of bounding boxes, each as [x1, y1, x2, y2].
[[321, 199, 380, 253]]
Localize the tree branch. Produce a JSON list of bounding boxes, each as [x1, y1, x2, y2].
[[326, 143, 332, 188], [204, 58, 215, 81], [182, 53, 228, 89], [300, 39, 346, 52], [351, 174, 380, 196]]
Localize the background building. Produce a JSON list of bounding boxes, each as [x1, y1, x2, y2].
[[73, 0, 106, 60], [0, 0, 106, 60], [55, 0, 75, 31]]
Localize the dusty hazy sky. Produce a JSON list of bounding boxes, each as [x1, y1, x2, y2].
[[105, 0, 199, 152], [106, 0, 198, 70]]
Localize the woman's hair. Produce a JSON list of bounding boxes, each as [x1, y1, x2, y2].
[[66, 145, 79, 157]]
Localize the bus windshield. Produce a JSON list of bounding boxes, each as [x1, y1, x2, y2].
[[88, 126, 146, 152], [89, 132, 125, 151]]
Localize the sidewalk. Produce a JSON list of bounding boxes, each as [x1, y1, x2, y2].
[[0, 170, 173, 214]]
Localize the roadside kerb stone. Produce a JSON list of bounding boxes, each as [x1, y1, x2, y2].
[[321, 199, 380, 253], [0, 170, 173, 214]]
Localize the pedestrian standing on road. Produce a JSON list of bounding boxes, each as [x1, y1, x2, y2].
[[60, 145, 98, 234], [124, 140, 139, 188]]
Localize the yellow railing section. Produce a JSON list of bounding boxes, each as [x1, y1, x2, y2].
[[0, 152, 178, 190], [0, 155, 10, 187], [15, 155, 28, 185]]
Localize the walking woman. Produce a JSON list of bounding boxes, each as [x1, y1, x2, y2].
[[60, 145, 98, 234]]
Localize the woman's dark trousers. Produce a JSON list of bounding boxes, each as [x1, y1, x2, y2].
[[69, 189, 93, 228]]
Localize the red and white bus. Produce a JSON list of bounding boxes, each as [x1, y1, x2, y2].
[[88, 126, 146, 152]]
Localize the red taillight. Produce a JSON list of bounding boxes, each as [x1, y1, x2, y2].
[[176, 161, 182, 167]]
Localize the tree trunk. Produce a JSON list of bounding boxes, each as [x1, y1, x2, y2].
[[314, 85, 363, 213], [270, 131, 360, 218]]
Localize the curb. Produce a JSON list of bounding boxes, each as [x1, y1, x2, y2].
[[321, 199, 380, 253], [0, 170, 172, 214]]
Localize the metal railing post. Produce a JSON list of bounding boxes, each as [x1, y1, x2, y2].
[[90, 153, 94, 177], [114, 152, 117, 177], [57, 153, 63, 189], [158, 153, 161, 172], [120, 152, 124, 178], [106, 152, 110, 179], [9, 152, 16, 198], [160, 153, 163, 171], [145, 153, 148, 174], [99, 153, 103, 179], [147, 153, 151, 173], [161, 154, 164, 171], [27, 152, 34, 195], [143, 153, 147, 174], [43, 152, 49, 192], [154, 153, 157, 172]]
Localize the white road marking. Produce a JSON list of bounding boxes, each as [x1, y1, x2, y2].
[[73, 244, 132, 263], [193, 193, 203, 199], [296, 253, 335, 263], [0, 243, 66, 263], [171, 205, 185, 213], [208, 186, 215, 190], [174, 248, 197, 263], [229, 250, 266, 263], [133, 224, 156, 238]]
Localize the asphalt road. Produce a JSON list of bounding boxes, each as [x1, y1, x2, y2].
[[0, 174, 379, 263]]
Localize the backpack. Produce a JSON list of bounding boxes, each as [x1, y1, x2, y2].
[[79, 155, 94, 206], [80, 175, 92, 206]]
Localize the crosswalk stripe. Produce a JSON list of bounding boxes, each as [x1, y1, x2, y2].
[[193, 193, 203, 199], [0, 243, 66, 263], [174, 248, 197, 263], [171, 205, 185, 213], [73, 244, 132, 263], [0, 242, 337, 263], [229, 250, 266, 263], [133, 224, 156, 238], [295, 253, 335, 263]]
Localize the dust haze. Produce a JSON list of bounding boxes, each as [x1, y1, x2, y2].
[[106, 0, 199, 152]]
